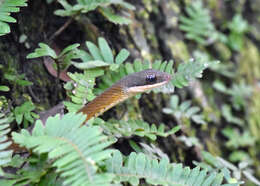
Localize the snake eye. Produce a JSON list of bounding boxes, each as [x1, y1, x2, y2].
[[146, 74, 157, 83]]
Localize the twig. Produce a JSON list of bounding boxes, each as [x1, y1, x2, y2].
[[27, 86, 40, 103], [24, 76, 40, 103], [39, 102, 65, 125], [54, 59, 61, 103], [49, 17, 74, 41]]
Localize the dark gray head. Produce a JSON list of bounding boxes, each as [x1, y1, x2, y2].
[[117, 69, 172, 93]]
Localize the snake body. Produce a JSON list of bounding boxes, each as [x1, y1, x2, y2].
[[79, 83, 130, 121], [78, 69, 171, 122]]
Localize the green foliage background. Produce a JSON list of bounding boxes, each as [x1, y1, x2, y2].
[[0, 0, 260, 185]]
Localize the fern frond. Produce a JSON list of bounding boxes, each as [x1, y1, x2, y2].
[[129, 141, 170, 160], [106, 151, 234, 186], [27, 43, 81, 72], [226, 14, 249, 51], [194, 151, 249, 185], [54, 0, 135, 25], [26, 43, 58, 59], [99, 7, 131, 25], [213, 80, 251, 110], [171, 58, 218, 88], [0, 0, 27, 36], [13, 101, 39, 128], [12, 113, 116, 186], [179, 0, 216, 45], [193, 50, 235, 78], [94, 118, 180, 140], [0, 85, 9, 92], [221, 105, 243, 126], [64, 69, 104, 112], [2, 154, 53, 185], [222, 127, 255, 149], [0, 113, 13, 171], [163, 95, 206, 125], [72, 37, 129, 71]]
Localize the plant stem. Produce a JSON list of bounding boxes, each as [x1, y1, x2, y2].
[[49, 17, 74, 41]]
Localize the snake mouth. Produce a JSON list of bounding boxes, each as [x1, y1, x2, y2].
[[166, 74, 172, 81], [127, 79, 170, 93], [127, 73, 172, 93]]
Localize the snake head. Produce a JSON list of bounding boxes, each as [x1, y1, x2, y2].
[[120, 69, 172, 93]]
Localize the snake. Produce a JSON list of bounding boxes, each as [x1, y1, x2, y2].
[[78, 69, 172, 122], [9, 69, 171, 152]]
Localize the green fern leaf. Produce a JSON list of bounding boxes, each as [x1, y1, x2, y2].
[[59, 43, 80, 57], [171, 58, 218, 88], [0, 85, 9, 92], [54, 0, 134, 25], [0, 113, 13, 172], [163, 95, 206, 125], [94, 118, 180, 140], [0, 0, 27, 36], [64, 70, 103, 112], [72, 60, 110, 69], [213, 81, 251, 110], [86, 41, 104, 61], [72, 38, 129, 71], [13, 101, 39, 127], [100, 7, 132, 25], [26, 43, 81, 74], [106, 151, 229, 185], [98, 37, 114, 64], [115, 49, 130, 64], [179, 1, 217, 45], [26, 43, 57, 59], [12, 113, 116, 186]]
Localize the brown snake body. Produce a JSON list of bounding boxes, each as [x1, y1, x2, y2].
[[78, 69, 172, 123]]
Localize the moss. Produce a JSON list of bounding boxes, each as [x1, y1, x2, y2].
[[250, 0, 260, 12], [128, 21, 154, 61], [238, 39, 260, 83], [183, 0, 193, 5], [206, 128, 221, 156], [251, 23, 260, 41], [205, 0, 224, 20], [167, 40, 190, 62], [0, 96, 8, 110], [248, 89, 260, 140], [246, 87, 260, 178], [207, 0, 217, 9], [169, 1, 180, 14], [163, 1, 180, 28], [142, 0, 153, 13], [213, 42, 232, 61], [0, 46, 25, 104], [120, 97, 142, 121]]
